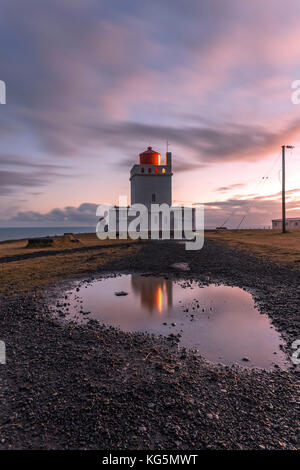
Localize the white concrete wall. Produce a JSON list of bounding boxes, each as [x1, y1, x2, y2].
[[272, 219, 300, 229], [110, 206, 196, 234], [131, 174, 172, 207], [130, 163, 172, 207]]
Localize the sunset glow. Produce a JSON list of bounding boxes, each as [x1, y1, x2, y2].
[[0, 0, 300, 228]]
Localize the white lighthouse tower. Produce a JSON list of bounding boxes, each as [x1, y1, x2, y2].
[[130, 146, 172, 207], [102, 145, 197, 238]]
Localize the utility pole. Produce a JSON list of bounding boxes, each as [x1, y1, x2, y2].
[[282, 145, 294, 233], [282, 145, 286, 233]]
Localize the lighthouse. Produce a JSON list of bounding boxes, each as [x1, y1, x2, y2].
[[98, 145, 198, 240], [130, 147, 172, 207]]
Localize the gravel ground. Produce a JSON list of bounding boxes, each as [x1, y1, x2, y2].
[[0, 239, 299, 450]]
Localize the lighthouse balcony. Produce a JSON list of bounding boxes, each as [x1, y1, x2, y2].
[[130, 164, 171, 178]]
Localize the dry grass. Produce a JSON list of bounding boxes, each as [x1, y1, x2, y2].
[[206, 229, 300, 265], [0, 241, 142, 295], [0, 232, 141, 295], [0, 232, 136, 259], [1, 229, 299, 296]]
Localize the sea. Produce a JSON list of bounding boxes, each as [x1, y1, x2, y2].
[[0, 227, 95, 242]]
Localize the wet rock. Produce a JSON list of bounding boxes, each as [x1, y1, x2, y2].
[[170, 263, 190, 271]]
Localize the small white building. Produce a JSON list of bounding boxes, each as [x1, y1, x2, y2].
[[272, 218, 300, 229]]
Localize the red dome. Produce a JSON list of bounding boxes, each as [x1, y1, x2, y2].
[[139, 146, 161, 165]]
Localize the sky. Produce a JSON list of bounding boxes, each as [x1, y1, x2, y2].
[[0, 0, 300, 228]]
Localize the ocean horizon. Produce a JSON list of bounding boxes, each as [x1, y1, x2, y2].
[[0, 226, 95, 242]]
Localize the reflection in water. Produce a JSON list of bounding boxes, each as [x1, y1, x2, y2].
[[131, 275, 173, 313], [58, 274, 289, 369]]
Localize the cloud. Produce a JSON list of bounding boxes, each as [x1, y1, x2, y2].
[[0, 154, 70, 195], [0, 170, 48, 195], [6, 186, 299, 228], [79, 117, 300, 169], [0, 154, 69, 170], [1, 0, 300, 223], [11, 202, 98, 225], [215, 183, 246, 193], [204, 189, 300, 228], [2, 0, 300, 163]]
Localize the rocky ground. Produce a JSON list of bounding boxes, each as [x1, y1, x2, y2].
[[0, 239, 299, 450]]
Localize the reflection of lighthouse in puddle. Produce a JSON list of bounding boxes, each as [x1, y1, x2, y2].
[[131, 275, 173, 314]]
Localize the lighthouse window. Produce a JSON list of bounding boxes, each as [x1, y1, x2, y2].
[[148, 168, 152, 173], [152, 193, 156, 202], [141, 167, 144, 173]]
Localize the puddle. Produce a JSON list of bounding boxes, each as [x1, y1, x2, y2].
[[53, 274, 289, 369]]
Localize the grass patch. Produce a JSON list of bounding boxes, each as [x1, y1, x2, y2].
[[206, 229, 300, 265]]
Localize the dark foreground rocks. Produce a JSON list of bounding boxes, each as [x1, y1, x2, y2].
[[0, 240, 299, 450]]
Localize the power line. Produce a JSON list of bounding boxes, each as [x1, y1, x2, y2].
[[219, 151, 281, 229], [236, 147, 293, 230], [235, 152, 282, 229]]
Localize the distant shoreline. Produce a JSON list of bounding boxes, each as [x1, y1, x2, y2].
[[0, 226, 95, 242]]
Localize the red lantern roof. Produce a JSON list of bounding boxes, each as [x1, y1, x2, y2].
[[139, 146, 161, 165]]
